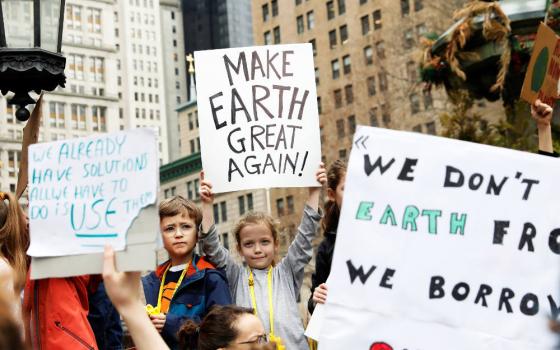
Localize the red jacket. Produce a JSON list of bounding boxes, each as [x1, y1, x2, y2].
[[23, 274, 101, 350]]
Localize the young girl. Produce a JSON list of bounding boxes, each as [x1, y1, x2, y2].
[[0, 191, 29, 329], [308, 160, 346, 313], [199, 165, 326, 350]]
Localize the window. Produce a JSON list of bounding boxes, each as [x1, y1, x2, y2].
[[213, 204, 221, 223], [307, 11, 315, 30], [287, 196, 295, 214], [364, 46, 373, 65], [425, 121, 436, 135], [71, 104, 87, 130], [221, 233, 229, 250], [276, 198, 285, 216], [339, 149, 347, 160], [273, 26, 281, 43], [326, 1, 335, 20], [338, 0, 346, 15], [344, 85, 353, 104], [171, 11, 175, 19], [423, 90, 433, 109], [92, 106, 107, 132], [310, 39, 317, 56], [296, 0, 302, 5], [190, 140, 195, 154], [67, 5, 83, 30], [334, 89, 342, 108], [329, 30, 337, 48], [317, 96, 322, 114], [315, 67, 320, 85], [7, 150, 20, 178], [347, 115, 356, 135], [376, 41, 385, 59], [342, 55, 351, 74], [415, 0, 424, 12], [369, 107, 379, 126], [360, 0, 368, 4], [403, 29, 414, 49], [87, 8, 102, 33], [89, 57, 104, 82], [220, 202, 227, 222], [339, 25, 348, 44], [262, 4, 269, 22], [47, 102, 64, 128], [271, 0, 278, 16], [412, 124, 422, 132], [367, 76, 376, 96], [379, 72, 388, 91], [407, 61, 417, 81], [382, 103, 391, 125], [331, 59, 340, 79], [247, 194, 253, 211], [401, 0, 410, 17], [361, 15, 370, 35], [297, 15, 304, 34], [416, 23, 427, 38], [238, 195, 246, 215], [264, 31, 272, 45], [410, 94, 421, 114], [187, 181, 194, 200], [336, 119, 345, 139], [373, 10, 382, 30]]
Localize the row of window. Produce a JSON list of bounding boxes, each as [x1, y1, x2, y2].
[[296, 11, 315, 34], [65, 54, 104, 82], [276, 195, 295, 216], [129, 0, 155, 8], [326, 0, 346, 20], [132, 44, 158, 56], [43, 102, 107, 132], [66, 5, 101, 33], [264, 27, 281, 45], [410, 91, 434, 114], [133, 92, 160, 104], [129, 28, 158, 42], [262, 0, 279, 22], [401, 0, 424, 17], [131, 77, 160, 89], [134, 108, 161, 121], [129, 12, 156, 25], [132, 60, 159, 74]]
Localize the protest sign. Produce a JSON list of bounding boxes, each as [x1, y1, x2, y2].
[[319, 126, 560, 350], [27, 129, 158, 258], [194, 43, 322, 193], [521, 23, 560, 105]]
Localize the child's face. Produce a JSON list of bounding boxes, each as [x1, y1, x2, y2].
[[237, 223, 277, 270], [160, 213, 197, 262]]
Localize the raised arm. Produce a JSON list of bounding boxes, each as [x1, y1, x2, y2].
[[102, 246, 169, 350], [531, 99, 554, 154], [280, 164, 326, 293], [198, 172, 241, 280]]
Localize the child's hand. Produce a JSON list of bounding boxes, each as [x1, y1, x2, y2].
[[313, 283, 328, 305], [199, 171, 214, 204], [306, 163, 326, 210], [102, 245, 142, 313], [150, 314, 166, 332], [531, 99, 553, 129]]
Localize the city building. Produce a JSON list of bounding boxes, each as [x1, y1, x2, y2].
[[181, 0, 254, 101], [0, 0, 185, 192]]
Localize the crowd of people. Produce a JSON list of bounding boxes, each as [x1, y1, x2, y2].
[[0, 99, 556, 350]]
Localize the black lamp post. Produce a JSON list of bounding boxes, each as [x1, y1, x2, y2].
[[0, 0, 66, 121]]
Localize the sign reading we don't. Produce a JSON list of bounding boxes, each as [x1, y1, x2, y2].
[[27, 129, 158, 257], [195, 43, 322, 193]]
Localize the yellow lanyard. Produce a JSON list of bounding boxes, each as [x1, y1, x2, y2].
[[146, 261, 190, 316], [248, 266, 275, 336]]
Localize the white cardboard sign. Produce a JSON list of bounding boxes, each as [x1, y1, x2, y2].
[[194, 44, 322, 193], [27, 129, 158, 257], [320, 126, 560, 350]]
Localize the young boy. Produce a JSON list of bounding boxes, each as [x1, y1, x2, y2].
[[142, 196, 231, 349]]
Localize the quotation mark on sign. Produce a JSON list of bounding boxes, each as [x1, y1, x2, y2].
[[354, 135, 369, 150]]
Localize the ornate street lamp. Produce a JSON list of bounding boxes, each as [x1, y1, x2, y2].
[[0, 0, 66, 121]]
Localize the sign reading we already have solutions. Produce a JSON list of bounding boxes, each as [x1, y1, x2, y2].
[[27, 129, 158, 257], [319, 127, 560, 350], [195, 43, 322, 193]]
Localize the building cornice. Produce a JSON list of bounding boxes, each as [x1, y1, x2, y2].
[[176, 99, 197, 112], [160, 152, 202, 184], [61, 42, 117, 53], [48, 90, 120, 102]]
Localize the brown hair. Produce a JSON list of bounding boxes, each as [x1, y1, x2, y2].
[[323, 160, 346, 234], [159, 195, 202, 228], [0, 192, 29, 291], [0, 290, 25, 350], [233, 212, 279, 245], [178, 305, 272, 350]]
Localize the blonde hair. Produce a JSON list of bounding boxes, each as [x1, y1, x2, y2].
[[159, 195, 202, 228], [0, 192, 29, 292], [233, 212, 279, 247]]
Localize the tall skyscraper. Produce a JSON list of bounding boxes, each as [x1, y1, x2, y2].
[[181, 0, 254, 101]]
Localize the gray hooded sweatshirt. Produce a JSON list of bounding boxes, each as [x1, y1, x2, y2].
[[199, 205, 321, 350]]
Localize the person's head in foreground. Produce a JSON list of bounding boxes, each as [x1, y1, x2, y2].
[[233, 212, 280, 270], [159, 196, 202, 265], [179, 305, 276, 350]]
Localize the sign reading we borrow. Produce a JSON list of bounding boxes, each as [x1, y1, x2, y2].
[[319, 127, 560, 350], [27, 129, 158, 257], [194, 44, 321, 193]]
